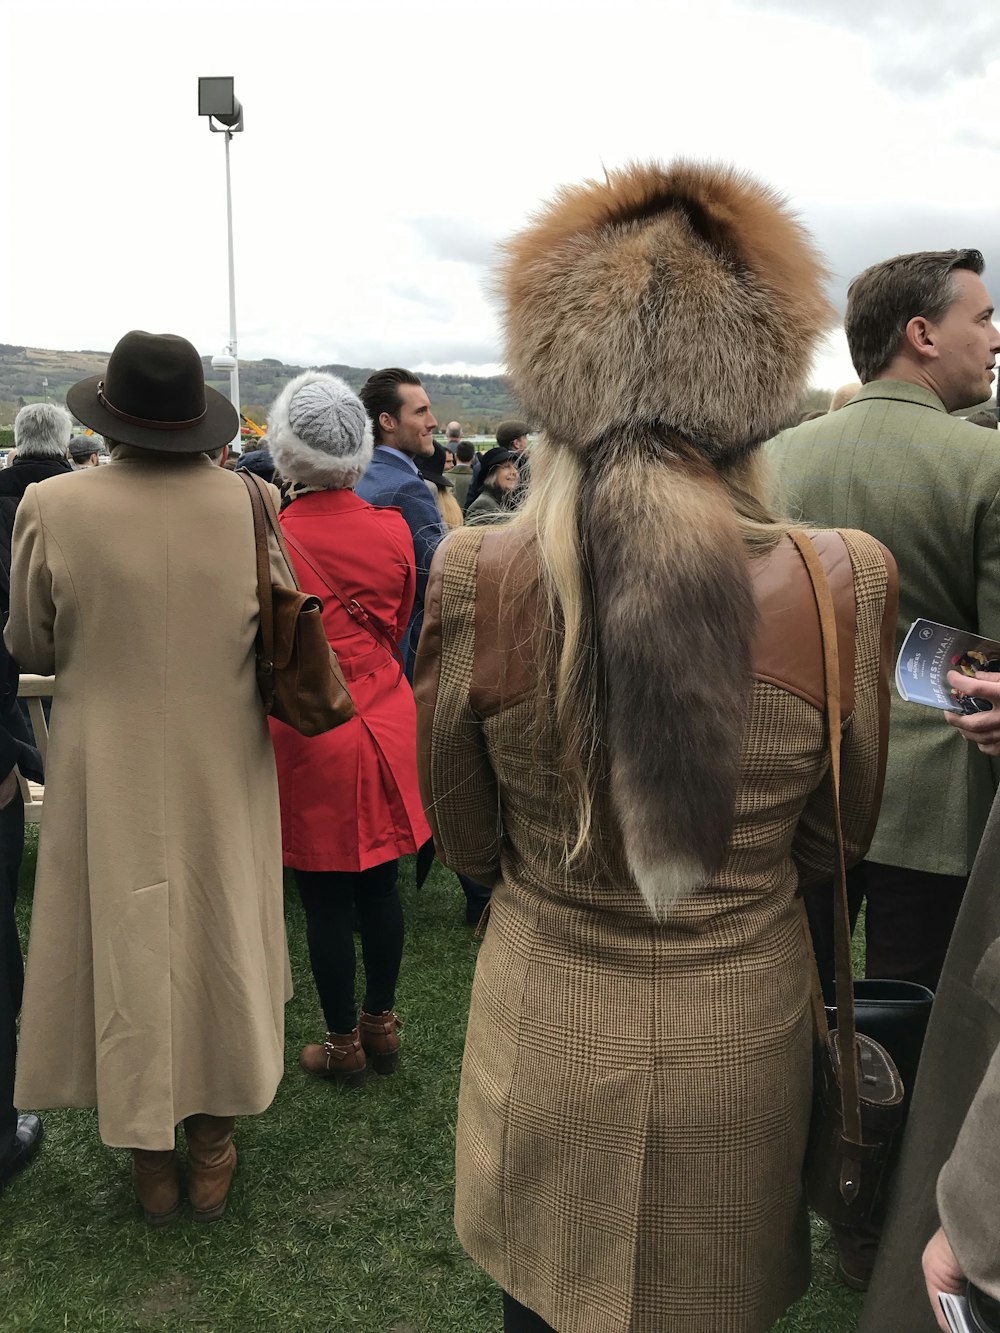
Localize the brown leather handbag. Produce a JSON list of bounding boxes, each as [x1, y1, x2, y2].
[[790, 529, 905, 1227], [239, 471, 354, 737]]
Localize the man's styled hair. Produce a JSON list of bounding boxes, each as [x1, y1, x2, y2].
[[14, 402, 73, 459], [456, 440, 475, 463], [359, 368, 422, 443], [846, 249, 985, 383]]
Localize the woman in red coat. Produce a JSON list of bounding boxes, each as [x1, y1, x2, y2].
[[266, 371, 431, 1085]]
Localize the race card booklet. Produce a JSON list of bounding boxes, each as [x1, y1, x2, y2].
[[896, 619, 1000, 714], [939, 1292, 977, 1333]]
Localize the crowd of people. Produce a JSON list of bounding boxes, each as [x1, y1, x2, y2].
[[1, 157, 1000, 1333]]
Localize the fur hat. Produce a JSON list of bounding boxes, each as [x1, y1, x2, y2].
[[500, 160, 832, 459], [267, 371, 373, 489], [498, 161, 832, 917]]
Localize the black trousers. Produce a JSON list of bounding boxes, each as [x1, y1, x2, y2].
[[803, 858, 967, 992], [503, 1293, 556, 1332], [294, 861, 403, 1034], [0, 790, 25, 1159], [458, 873, 491, 926]]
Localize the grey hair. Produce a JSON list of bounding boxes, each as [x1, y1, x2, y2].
[[14, 402, 73, 459], [846, 249, 985, 383]]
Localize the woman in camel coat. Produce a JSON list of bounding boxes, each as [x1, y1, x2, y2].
[[8, 331, 292, 1224], [415, 164, 898, 1332]]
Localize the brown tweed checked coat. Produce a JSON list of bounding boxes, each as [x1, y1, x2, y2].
[[414, 524, 897, 1333]]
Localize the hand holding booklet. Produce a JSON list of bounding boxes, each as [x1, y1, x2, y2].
[[940, 1291, 977, 1333], [895, 619, 1000, 714]]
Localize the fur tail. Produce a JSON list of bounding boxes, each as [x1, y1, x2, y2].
[[584, 442, 754, 915]]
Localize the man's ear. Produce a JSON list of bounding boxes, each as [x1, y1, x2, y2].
[[379, 411, 396, 437], [905, 315, 938, 361]]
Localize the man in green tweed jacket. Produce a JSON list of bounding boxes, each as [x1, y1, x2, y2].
[[770, 248, 1000, 996]]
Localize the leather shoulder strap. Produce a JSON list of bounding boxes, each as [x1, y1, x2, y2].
[[282, 525, 404, 684], [242, 472, 301, 590], [239, 470, 274, 671], [789, 528, 863, 1154]]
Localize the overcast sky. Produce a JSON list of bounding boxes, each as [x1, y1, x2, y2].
[[2, 0, 999, 393]]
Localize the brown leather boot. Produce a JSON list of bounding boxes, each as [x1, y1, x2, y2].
[[358, 1010, 402, 1075], [183, 1114, 237, 1222], [131, 1148, 181, 1226], [300, 1030, 367, 1087]]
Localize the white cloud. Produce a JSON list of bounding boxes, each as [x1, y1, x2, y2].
[[4, 0, 1000, 388]]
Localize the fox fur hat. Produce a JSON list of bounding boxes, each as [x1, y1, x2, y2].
[[498, 162, 832, 915], [500, 159, 832, 458], [267, 370, 373, 490]]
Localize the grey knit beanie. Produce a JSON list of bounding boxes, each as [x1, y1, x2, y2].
[[267, 370, 373, 489]]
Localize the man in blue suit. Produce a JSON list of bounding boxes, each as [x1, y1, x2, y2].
[[356, 370, 489, 925], [357, 368, 446, 680]]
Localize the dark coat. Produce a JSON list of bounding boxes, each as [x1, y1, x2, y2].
[[450, 463, 473, 510], [0, 457, 74, 601], [859, 792, 1000, 1331], [268, 489, 430, 870], [464, 489, 510, 526], [355, 448, 445, 679], [0, 457, 68, 783]]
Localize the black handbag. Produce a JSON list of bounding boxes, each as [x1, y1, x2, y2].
[[971, 1285, 1000, 1333], [790, 530, 908, 1228], [822, 978, 933, 1108]]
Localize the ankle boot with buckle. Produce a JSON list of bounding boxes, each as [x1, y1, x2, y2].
[[131, 1147, 181, 1226], [358, 1009, 402, 1075], [300, 1029, 367, 1086], [183, 1114, 237, 1222]]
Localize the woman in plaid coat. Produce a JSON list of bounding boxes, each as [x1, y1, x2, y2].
[[415, 162, 897, 1332]]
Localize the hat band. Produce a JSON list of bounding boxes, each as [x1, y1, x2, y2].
[[97, 381, 208, 431]]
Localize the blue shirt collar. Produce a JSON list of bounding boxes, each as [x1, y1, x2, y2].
[[375, 445, 420, 475]]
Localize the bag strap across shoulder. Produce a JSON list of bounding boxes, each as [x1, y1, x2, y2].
[[240, 471, 301, 584], [239, 470, 275, 681], [281, 525, 405, 685], [789, 530, 864, 1162]]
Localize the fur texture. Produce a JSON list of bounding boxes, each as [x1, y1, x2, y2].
[[14, 402, 72, 459], [502, 162, 830, 913], [267, 370, 373, 490], [584, 435, 756, 913], [500, 160, 832, 457]]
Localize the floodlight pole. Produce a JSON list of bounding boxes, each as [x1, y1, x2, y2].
[[199, 77, 244, 449], [223, 127, 240, 433]]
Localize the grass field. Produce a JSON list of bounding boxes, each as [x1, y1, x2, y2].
[[3, 832, 865, 1333]]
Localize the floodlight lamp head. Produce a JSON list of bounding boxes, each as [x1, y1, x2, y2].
[[198, 76, 244, 132]]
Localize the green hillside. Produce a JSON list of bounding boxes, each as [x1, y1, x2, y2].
[[0, 344, 524, 434]]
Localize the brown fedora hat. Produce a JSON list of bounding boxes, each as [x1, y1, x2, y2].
[[66, 330, 238, 453]]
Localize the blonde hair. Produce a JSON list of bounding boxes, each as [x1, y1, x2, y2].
[[511, 437, 789, 864], [434, 486, 465, 530]]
